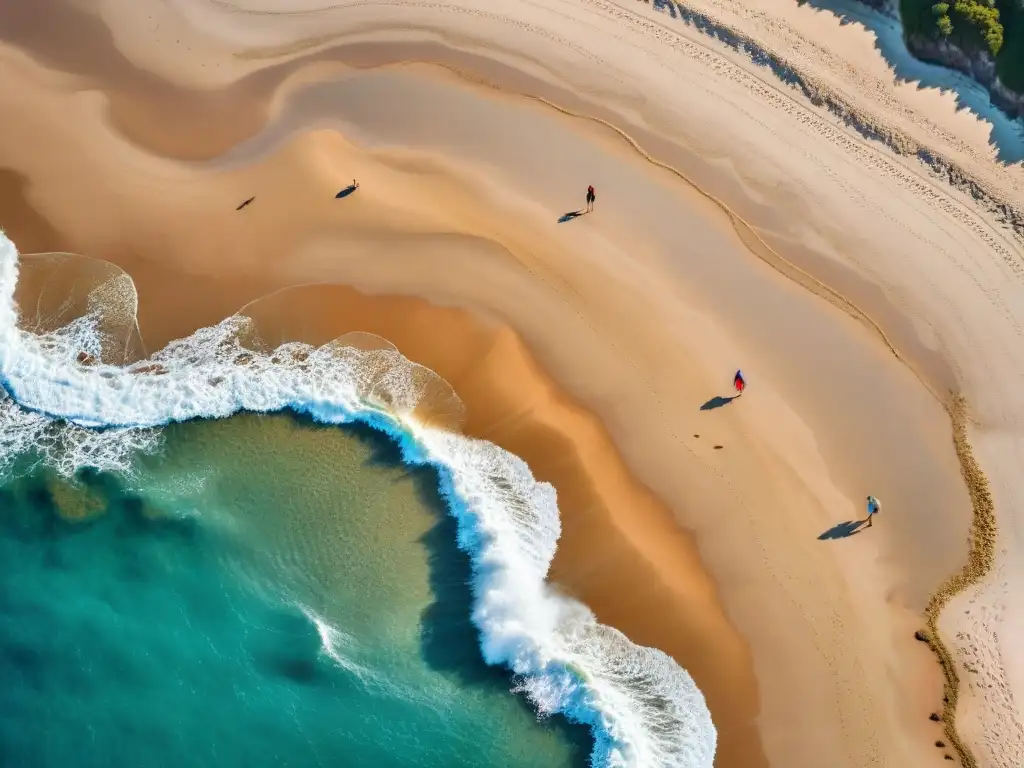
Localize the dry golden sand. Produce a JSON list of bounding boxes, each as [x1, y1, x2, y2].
[[2, 0, 1023, 766]]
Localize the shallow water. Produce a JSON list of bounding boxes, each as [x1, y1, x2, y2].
[[0, 412, 591, 767]]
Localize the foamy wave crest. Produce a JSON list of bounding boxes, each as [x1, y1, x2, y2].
[[299, 605, 375, 683], [0, 232, 716, 767]]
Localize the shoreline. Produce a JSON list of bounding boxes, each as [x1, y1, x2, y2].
[[2, 1, 1022, 765], [193, 280, 1003, 768], [217, 282, 770, 765], [10, 238, 989, 764], [0, 53, 973, 765], [3, 241, 730, 764]]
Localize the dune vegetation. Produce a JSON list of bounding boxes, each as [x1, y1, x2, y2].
[[900, 0, 1024, 92]]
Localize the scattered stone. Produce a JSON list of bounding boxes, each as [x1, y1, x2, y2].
[[914, 630, 929, 642], [713, 445, 723, 450], [935, 740, 945, 748], [693, 434, 700, 438], [929, 712, 941, 722], [944, 756, 953, 762]]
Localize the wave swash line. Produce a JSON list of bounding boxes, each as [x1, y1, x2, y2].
[[0, 231, 715, 768]]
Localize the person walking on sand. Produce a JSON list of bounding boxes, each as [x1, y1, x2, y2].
[[733, 369, 746, 395], [586, 185, 596, 212], [865, 495, 881, 527]]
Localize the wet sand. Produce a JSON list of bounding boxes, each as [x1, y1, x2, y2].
[[2, 1, 1022, 765]]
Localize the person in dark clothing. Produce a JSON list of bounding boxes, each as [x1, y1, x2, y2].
[[586, 185, 596, 212]]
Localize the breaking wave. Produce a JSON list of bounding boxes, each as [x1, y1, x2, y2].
[[0, 231, 716, 767]]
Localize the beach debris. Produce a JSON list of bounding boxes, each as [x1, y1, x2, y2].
[[236, 196, 255, 210], [929, 712, 941, 722], [935, 741, 946, 748], [693, 434, 700, 438], [914, 630, 930, 643], [713, 445, 723, 450], [944, 756, 953, 761]]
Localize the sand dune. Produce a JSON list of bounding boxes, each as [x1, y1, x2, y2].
[[1, 0, 1023, 765]]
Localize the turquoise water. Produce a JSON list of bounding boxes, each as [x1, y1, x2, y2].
[[0, 412, 590, 767]]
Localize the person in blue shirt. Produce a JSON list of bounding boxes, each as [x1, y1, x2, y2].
[[865, 495, 881, 527]]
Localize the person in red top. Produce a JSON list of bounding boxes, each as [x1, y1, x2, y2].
[[733, 369, 746, 395], [586, 185, 596, 212]]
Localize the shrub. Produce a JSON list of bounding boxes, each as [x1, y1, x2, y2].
[[932, 3, 953, 35], [901, 0, 1023, 93], [951, 0, 1003, 55]]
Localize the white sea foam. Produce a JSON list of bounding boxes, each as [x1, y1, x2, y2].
[[0, 231, 716, 767], [299, 604, 374, 682]]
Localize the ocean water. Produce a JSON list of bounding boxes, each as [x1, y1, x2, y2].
[[0, 413, 590, 767], [0, 232, 717, 767]]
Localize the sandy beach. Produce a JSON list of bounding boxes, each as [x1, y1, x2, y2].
[[1, 0, 1022, 765]]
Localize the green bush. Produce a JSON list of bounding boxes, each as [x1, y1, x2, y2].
[[902, 0, 1014, 59], [932, 2, 953, 35], [901, 0, 1024, 93], [952, 0, 1003, 55]]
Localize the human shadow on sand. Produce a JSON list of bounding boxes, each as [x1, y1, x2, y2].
[[334, 182, 359, 199], [700, 395, 738, 411], [339, 421, 593, 765], [558, 210, 586, 223], [818, 520, 865, 539]]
